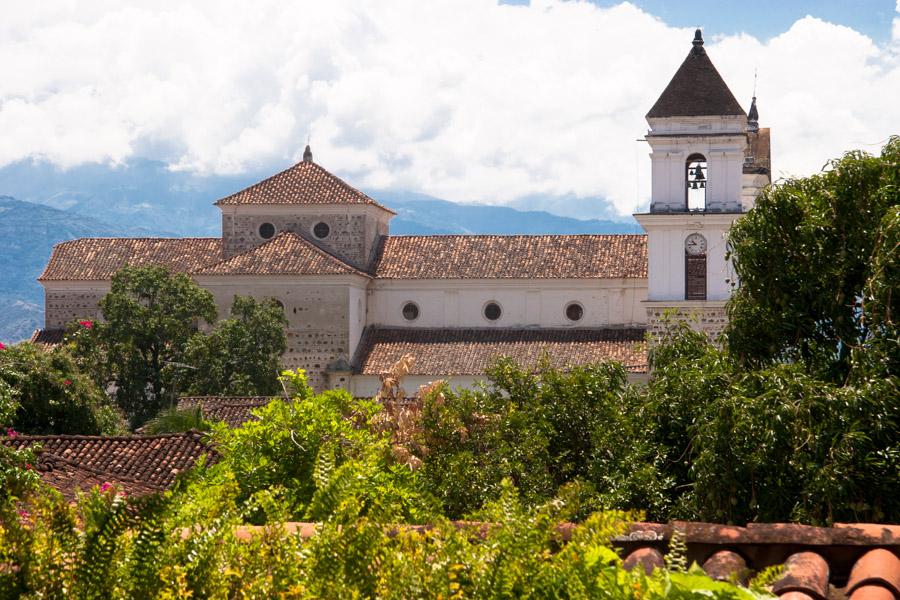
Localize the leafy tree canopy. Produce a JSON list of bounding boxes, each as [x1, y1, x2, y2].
[[0, 342, 123, 435], [69, 265, 217, 427], [180, 295, 287, 397], [726, 137, 899, 381]]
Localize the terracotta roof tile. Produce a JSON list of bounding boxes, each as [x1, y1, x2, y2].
[[33, 453, 161, 501], [29, 328, 65, 346], [646, 33, 745, 119], [353, 327, 648, 376], [178, 396, 273, 428], [194, 232, 365, 276], [213, 158, 394, 213], [744, 127, 771, 175], [39, 238, 222, 281], [373, 235, 647, 279], [3, 432, 216, 490]]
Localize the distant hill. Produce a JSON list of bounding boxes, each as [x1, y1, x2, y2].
[[0, 197, 159, 342]]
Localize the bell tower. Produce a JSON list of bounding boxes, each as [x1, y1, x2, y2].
[[634, 29, 770, 338]]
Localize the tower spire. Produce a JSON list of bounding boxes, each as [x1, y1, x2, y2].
[[303, 144, 313, 163], [748, 70, 759, 132]]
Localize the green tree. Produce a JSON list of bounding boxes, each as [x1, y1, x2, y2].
[[726, 137, 900, 381], [70, 265, 217, 427], [180, 295, 287, 396], [0, 343, 122, 435]]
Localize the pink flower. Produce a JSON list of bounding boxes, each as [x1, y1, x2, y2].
[[99, 482, 112, 493], [0, 341, 5, 350], [5, 427, 17, 438], [63, 379, 72, 386], [18, 510, 29, 519], [25, 463, 32, 470], [79, 320, 93, 329]]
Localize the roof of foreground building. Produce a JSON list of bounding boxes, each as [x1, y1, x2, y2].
[[353, 327, 648, 375], [3, 431, 216, 494]]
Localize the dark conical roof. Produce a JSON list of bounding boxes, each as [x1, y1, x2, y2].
[[646, 30, 746, 119]]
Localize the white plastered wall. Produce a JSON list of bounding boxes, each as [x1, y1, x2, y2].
[[367, 279, 647, 328]]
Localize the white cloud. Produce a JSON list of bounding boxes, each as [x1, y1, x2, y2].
[[1, 0, 899, 218]]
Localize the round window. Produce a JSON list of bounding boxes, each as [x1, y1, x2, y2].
[[259, 222, 276, 239], [565, 302, 584, 322], [402, 302, 419, 321], [483, 302, 502, 321], [313, 222, 330, 239]]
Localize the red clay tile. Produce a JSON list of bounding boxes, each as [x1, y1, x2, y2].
[[846, 549, 900, 599], [849, 585, 895, 600], [773, 552, 830, 600], [702, 550, 748, 582], [623, 547, 665, 575]]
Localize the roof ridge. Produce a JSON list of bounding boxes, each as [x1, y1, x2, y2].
[[384, 234, 646, 239], [4, 431, 206, 442]]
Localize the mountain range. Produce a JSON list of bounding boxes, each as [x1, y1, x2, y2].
[[0, 159, 640, 342]]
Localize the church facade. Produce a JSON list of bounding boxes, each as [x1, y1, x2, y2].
[[35, 30, 770, 395]]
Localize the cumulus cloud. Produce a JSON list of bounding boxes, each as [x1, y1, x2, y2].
[[1, 0, 898, 217]]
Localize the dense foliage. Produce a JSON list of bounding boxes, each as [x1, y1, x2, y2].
[[0, 342, 122, 435], [180, 295, 288, 396], [69, 266, 287, 427], [726, 137, 899, 381], [69, 265, 218, 426]]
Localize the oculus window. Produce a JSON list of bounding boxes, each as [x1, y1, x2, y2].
[[313, 222, 330, 239], [483, 301, 502, 321], [402, 302, 420, 321], [259, 222, 276, 239]]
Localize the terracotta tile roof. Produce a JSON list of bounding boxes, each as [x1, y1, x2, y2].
[[373, 235, 647, 279], [194, 232, 366, 277], [178, 396, 274, 428], [213, 157, 394, 213], [3, 431, 216, 490], [353, 327, 648, 375], [29, 328, 65, 346], [33, 453, 162, 501], [613, 521, 900, 600], [646, 32, 745, 119], [39, 238, 222, 281]]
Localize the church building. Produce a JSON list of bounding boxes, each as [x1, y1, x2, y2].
[[34, 30, 770, 395]]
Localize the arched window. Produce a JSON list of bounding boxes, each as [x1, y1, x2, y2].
[[685, 233, 707, 300], [685, 153, 707, 211]]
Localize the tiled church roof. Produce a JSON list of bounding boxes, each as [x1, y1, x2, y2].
[[194, 232, 367, 277], [353, 327, 648, 375], [30, 328, 66, 346], [4, 432, 216, 491], [38, 238, 222, 281], [213, 156, 394, 213], [373, 235, 647, 279], [646, 30, 745, 119]]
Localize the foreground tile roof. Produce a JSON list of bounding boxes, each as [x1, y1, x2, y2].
[[29, 328, 65, 346], [33, 453, 162, 501], [39, 238, 222, 281], [178, 396, 274, 428], [213, 156, 394, 213], [373, 235, 648, 279], [353, 327, 648, 376], [194, 232, 365, 277], [3, 432, 216, 491]]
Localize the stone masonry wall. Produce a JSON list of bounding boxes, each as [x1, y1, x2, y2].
[[222, 212, 378, 268], [205, 283, 351, 392], [646, 304, 728, 341], [45, 289, 106, 329]]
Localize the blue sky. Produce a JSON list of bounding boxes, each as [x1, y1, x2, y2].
[[2, 1, 899, 219], [502, 0, 899, 42]]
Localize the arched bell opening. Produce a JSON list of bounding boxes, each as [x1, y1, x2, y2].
[[685, 153, 707, 211]]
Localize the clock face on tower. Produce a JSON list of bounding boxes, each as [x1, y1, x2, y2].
[[685, 233, 707, 256]]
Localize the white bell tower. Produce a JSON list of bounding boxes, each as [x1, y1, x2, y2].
[[634, 29, 771, 338]]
